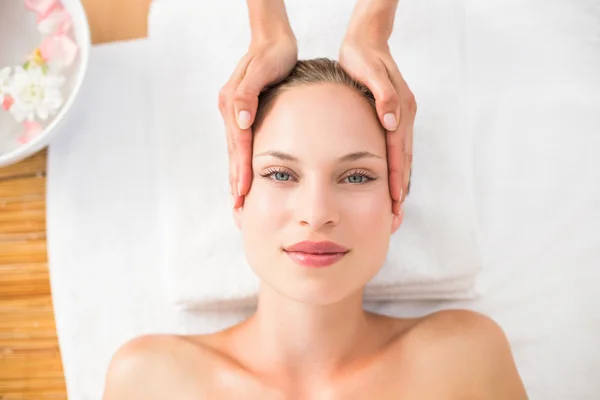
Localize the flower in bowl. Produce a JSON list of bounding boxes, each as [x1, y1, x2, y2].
[[0, 0, 90, 167]]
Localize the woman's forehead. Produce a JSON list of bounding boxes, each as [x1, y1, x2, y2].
[[254, 84, 384, 154]]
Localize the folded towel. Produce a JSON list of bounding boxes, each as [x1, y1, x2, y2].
[[148, 0, 482, 310]]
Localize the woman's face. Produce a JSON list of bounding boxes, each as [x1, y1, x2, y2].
[[235, 83, 402, 305]]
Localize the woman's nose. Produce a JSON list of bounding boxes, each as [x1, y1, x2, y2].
[[294, 182, 340, 229]]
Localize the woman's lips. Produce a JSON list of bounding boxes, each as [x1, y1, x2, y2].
[[283, 241, 349, 268], [284, 251, 347, 268]]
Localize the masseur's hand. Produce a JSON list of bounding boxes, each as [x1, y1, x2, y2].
[[218, 0, 297, 209], [340, 0, 416, 216]]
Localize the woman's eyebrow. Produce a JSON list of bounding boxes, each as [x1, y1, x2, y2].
[[254, 150, 384, 163], [338, 151, 384, 163], [254, 150, 299, 162]]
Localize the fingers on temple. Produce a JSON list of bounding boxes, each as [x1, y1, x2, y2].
[[228, 143, 245, 209], [233, 90, 258, 130], [225, 120, 250, 207], [367, 60, 401, 132], [386, 129, 406, 205], [236, 131, 254, 197], [232, 57, 286, 197], [219, 56, 254, 204], [384, 59, 416, 205], [233, 58, 278, 130], [384, 58, 417, 122], [220, 87, 239, 196]]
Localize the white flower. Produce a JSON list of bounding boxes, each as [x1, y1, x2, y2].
[[8, 65, 65, 122], [0, 67, 12, 101]]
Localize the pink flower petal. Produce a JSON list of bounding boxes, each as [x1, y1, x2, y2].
[[37, 9, 72, 36], [2, 95, 14, 111], [39, 2, 64, 20], [19, 121, 44, 144], [40, 35, 78, 70], [25, 0, 59, 16]]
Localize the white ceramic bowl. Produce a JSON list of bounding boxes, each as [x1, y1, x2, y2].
[[0, 0, 90, 167]]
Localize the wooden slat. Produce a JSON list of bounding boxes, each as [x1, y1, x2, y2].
[[0, 198, 45, 212], [0, 336, 61, 352], [0, 318, 57, 332], [0, 150, 47, 180], [0, 295, 53, 309], [0, 376, 67, 393], [0, 210, 45, 225], [1, 394, 66, 400], [0, 215, 46, 237], [0, 264, 51, 299], [0, 263, 50, 283], [0, 240, 48, 265], [0, 285, 52, 299], [0, 177, 46, 199]]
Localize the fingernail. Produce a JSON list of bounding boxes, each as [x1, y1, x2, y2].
[[399, 187, 403, 202], [237, 110, 251, 129], [237, 181, 242, 198], [231, 194, 236, 209], [383, 113, 397, 130]]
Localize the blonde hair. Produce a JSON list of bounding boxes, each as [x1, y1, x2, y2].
[[254, 58, 377, 131]]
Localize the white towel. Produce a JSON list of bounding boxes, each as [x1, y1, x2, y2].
[[148, 0, 482, 310]]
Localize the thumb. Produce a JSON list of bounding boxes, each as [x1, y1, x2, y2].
[[233, 61, 273, 130]]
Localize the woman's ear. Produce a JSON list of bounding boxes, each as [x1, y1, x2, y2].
[[391, 208, 404, 234]]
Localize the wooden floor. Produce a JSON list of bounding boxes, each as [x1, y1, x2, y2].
[[0, 150, 62, 399], [0, 1, 151, 398]]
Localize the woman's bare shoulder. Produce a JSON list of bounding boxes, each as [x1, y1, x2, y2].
[[391, 309, 528, 399], [407, 309, 504, 338], [102, 333, 216, 400]]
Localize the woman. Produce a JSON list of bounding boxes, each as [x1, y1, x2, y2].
[[103, 59, 527, 399]]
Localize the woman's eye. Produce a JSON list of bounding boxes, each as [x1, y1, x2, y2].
[[347, 174, 366, 184], [272, 172, 291, 181], [259, 168, 296, 182], [344, 173, 375, 184]]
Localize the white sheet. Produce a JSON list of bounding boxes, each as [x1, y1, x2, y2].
[[149, 0, 483, 310], [46, 2, 600, 399]]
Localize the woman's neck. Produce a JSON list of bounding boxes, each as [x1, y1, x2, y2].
[[226, 283, 386, 387]]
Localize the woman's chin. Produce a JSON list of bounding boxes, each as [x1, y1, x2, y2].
[[275, 275, 361, 306], [249, 252, 378, 305]]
